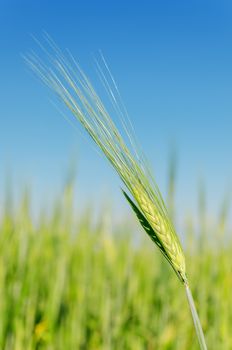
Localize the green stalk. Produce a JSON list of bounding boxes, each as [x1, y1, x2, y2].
[[185, 283, 207, 350]]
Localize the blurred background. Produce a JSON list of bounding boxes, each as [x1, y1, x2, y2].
[[1, 1, 232, 349]]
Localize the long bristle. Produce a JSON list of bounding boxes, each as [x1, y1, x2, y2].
[[24, 38, 187, 282]]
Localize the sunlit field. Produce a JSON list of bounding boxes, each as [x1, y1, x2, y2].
[[2, 1, 232, 349], [0, 173, 231, 350]]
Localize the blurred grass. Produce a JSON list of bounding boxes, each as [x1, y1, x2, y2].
[[0, 174, 231, 350]]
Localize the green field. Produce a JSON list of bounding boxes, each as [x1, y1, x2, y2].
[[0, 178, 231, 350]]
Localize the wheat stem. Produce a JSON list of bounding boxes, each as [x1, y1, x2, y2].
[[185, 283, 207, 350]]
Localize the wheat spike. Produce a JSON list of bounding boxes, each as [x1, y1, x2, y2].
[[24, 39, 186, 283]]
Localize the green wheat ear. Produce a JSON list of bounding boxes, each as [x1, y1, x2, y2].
[[24, 46, 186, 283], [25, 37, 207, 349]]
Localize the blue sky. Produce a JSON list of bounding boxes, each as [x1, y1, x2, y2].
[[1, 0, 232, 219]]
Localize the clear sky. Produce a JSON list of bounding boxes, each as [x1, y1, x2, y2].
[[1, 0, 232, 219]]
